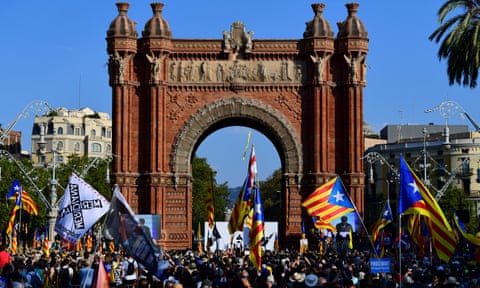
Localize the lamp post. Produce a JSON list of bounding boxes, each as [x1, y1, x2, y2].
[[37, 123, 58, 243]]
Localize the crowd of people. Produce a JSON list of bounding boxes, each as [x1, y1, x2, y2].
[[0, 231, 478, 288]]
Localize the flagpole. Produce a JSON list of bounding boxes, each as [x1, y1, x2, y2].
[[399, 214, 402, 288], [338, 178, 377, 255]]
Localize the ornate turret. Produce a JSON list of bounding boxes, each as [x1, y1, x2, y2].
[[304, 3, 334, 39], [142, 3, 172, 39], [335, 2, 368, 70], [106, 3, 138, 85], [337, 3, 368, 39]]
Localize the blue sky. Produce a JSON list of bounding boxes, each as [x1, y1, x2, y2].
[[1, 1, 479, 187]]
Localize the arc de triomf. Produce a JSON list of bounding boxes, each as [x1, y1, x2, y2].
[[107, 2, 368, 250]]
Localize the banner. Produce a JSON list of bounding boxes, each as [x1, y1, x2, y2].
[[103, 185, 168, 279], [55, 173, 110, 243]]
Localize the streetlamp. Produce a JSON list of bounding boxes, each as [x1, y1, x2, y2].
[[37, 123, 58, 243]]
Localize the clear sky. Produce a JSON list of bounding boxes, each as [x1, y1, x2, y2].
[[1, 1, 479, 188]]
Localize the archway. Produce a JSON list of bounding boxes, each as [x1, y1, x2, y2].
[[107, 2, 368, 249]]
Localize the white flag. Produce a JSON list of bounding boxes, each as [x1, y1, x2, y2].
[[55, 173, 110, 243]]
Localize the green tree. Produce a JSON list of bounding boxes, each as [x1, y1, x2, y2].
[[191, 155, 230, 229], [438, 185, 478, 231], [429, 0, 480, 88], [260, 169, 282, 222]]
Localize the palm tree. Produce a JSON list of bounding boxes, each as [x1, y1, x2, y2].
[[429, 0, 480, 88]]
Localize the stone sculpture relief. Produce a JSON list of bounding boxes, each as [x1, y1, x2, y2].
[[168, 60, 305, 84]]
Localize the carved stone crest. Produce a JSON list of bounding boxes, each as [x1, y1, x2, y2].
[[222, 21, 254, 54]]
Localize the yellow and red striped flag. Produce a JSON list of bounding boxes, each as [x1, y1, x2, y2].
[[206, 172, 215, 229], [109, 241, 115, 252], [43, 233, 49, 258], [197, 222, 203, 254], [20, 192, 38, 215], [249, 186, 264, 271], [6, 192, 21, 236], [11, 229, 17, 255], [371, 201, 393, 243], [302, 177, 355, 223], [86, 230, 93, 252], [399, 155, 457, 262], [228, 145, 256, 234]]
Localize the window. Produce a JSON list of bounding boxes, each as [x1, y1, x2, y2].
[[74, 127, 81, 136], [56, 141, 64, 151], [57, 127, 63, 135], [106, 128, 112, 138], [90, 129, 96, 137], [91, 143, 101, 152], [74, 142, 80, 152], [106, 144, 112, 154], [102, 127, 106, 137]]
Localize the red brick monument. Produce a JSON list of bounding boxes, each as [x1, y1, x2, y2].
[[107, 2, 368, 249]]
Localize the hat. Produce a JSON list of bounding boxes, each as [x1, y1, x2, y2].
[[305, 274, 319, 287], [289, 272, 306, 283], [266, 275, 275, 283], [163, 276, 179, 285], [201, 279, 212, 287], [446, 276, 459, 285]]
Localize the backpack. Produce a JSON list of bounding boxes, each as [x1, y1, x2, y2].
[[126, 260, 135, 275]]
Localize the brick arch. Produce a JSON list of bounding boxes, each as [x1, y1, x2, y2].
[[171, 97, 302, 177]]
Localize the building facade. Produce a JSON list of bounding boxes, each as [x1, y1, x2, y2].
[[31, 107, 112, 165], [365, 124, 480, 227]]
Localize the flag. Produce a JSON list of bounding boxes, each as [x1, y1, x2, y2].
[[197, 222, 203, 254], [249, 186, 264, 271], [302, 177, 355, 223], [21, 192, 38, 215], [300, 221, 308, 254], [228, 145, 257, 234], [206, 172, 215, 229], [312, 216, 336, 231], [33, 228, 39, 248], [398, 155, 457, 262], [86, 230, 93, 252], [94, 257, 109, 288], [453, 210, 480, 246], [6, 191, 21, 236], [11, 229, 17, 255], [102, 185, 168, 279], [55, 173, 110, 243], [109, 241, 115, 252], [371, 201, 393, 243], [274, 232, 279, 252], [407, 214, 428, 259], [7, 180, 21, 200], [76, 239, 82, 252], [43, 226, 49, 258]]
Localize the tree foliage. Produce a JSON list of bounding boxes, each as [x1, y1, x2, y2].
[[429, 0, 480, 88], [260, 169, 282, 222], [0, 154, 112, 243], [191, 155, 230, 229]]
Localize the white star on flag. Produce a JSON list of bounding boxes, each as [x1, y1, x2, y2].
[[333, 191, 345, 203]]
